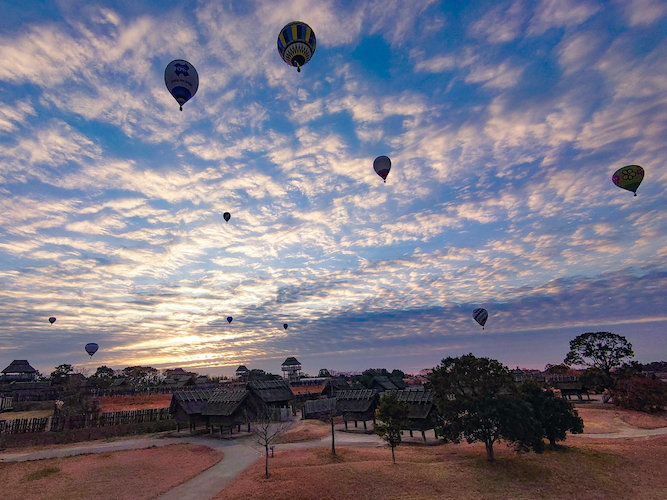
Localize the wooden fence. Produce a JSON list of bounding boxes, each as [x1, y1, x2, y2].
[[0, 408, 173, 435]]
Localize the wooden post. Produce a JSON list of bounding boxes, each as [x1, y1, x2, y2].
[[344, 420, 348, 430], [354, 420, 358, 428], [409, 429, 413, 437], [422, 430, 426, 441], [363, 420, 367, 430]]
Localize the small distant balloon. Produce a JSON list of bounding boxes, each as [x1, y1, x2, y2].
[[164, 59, 199, 111], [283, 323, 288, 330], [612, 165, 644, 196], [373, 156, 391, 183], [85, 343, 99, 357], [48, 317, 56, 325], [472, 308, 488, 330], [227, 316, 233, 324], [223, 212, 231, 222], [277, 21, 316, 72]]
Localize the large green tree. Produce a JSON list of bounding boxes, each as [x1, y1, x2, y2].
[[519, 382, 584, 448], [564, 332, 634, 375], [429, 354, 540, 461], [374, 392, 410, 464]]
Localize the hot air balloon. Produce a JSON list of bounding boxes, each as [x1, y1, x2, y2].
[[48, 317, 56, 325], [164, 59, 199, 111], [227, 316, 233, 324], [373, 156, 391, 183], [223, 212, 231, 222], [277, 21, 316, 72], [85, 343, 99, 357], [612, 165, 644, 196], [283, 323, 288, 330], [472, 308, 488, 330]]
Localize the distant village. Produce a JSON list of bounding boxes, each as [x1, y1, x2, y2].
[[5, 355, 654, 439]]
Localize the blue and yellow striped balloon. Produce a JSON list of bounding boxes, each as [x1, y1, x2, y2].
[[277, 21, 316, 72]]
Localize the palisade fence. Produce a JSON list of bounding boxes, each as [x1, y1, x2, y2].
[[0, 408, 173, 435]]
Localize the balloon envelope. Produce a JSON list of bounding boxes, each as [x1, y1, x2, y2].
[[612, 165, 644, 196], [48, 317, 56, 324], [373, 156, 391, 182], [164, 60, 199, 110], [85, 343, 99, 356], [277, 21, 316, 72], [283, 323, 288, 330], [472, 308, 488, 329], [223, 212, 231, 222], [227, 316, 233, 323]]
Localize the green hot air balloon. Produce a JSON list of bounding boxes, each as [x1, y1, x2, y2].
[[612, 165, 644, 196]]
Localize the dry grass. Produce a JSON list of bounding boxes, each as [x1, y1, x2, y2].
[[217, 436, 667, 500], [577, 407, 667, 433], [0, 410, 53, 421], [276, 420, 331, 443], [97, 393, 172, 412], [0, 443, 221, 500]]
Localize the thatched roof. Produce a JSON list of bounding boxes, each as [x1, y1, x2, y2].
[[204, 390, 248, 416], [169, 389, 214, 415], [335, 389, 377, 412], [281, 356, 301, 366], [371, 376, 398, 391], [2, 360, 37, 374], [247, 379, 294, 403], [235, 365, 248, 373], [304, 397, 338, 417], [387, 389, 435, 419]]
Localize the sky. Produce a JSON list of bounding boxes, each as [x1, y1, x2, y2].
[[0, 0, 665, 378]]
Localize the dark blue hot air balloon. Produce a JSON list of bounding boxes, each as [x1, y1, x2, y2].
[[48, 317, 56, 325], [85, 343, 99, 357], [472, 308, 488, 330], [164, 59, 199, 111], [373, 156, 391, 183], [227, 316, 233, 324]]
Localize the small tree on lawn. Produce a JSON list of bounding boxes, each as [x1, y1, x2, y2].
[[564, 332, 634, 377], [374, 391, 410, 464], [520, 382, 584, 448], [319, 398, 339, 456], [252, 409, 287, 478]]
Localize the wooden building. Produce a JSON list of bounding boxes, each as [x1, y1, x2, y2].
[[169, 389, 213, 432], [370, 375, 407, 392], [246, 379, 294, 420], [281, 357, 302, 383], [388, 389, 438, 441], [335, 389, 378, 430], [1, 360, 38, 382], [203, 390, 252, 436], [303, 397, 338, 420]]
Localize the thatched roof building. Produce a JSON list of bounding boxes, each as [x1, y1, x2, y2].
[[204, 390, 251, 433], [335, 389, 378, 429], [1, 360, 38, 381], [169, 388, 214, 432], [247, 379, 294, 404]]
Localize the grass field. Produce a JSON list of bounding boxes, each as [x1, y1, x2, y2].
[[217, 435, 667, 500], [0, 443, 221, 500]]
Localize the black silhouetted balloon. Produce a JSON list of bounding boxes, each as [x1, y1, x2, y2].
[[48, 317, 56, 325]]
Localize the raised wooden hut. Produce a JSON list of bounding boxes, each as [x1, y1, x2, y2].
[[203, 390, 252, 436], [169, 388, 213, 432], [388, 389, 438, 440], [1, 360, 38, 382], [246, 379, 294, 420], [335, 389, 378, 430]]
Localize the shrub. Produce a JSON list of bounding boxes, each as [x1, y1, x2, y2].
[[610, 376, 667, 413]]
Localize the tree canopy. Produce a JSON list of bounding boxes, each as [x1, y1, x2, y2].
[[564, 332, 634, 375], [429, 354, 543, 461]]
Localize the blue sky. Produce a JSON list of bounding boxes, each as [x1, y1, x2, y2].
[[0, 0, 665, 378]]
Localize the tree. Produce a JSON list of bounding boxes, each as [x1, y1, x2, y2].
[[429, 354, 541, 461], [252, 410, 287, 478], [89, 365, 116, 389], [564, 332, 634, 375], [520, 382, 584, 448], [50, 364, 74, 385], [374, 392, 410, 463]]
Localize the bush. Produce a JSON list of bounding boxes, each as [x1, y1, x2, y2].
[[610, 376, 667, 413]]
